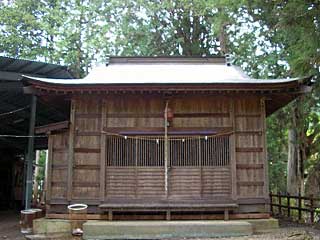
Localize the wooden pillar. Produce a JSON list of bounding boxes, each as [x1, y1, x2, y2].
[[25, 95, 37, 209], [298, 192, 302, 220], [67, 99, 76, 201], [199, 136, 203, 198], [287, 193, 291, 218], [278, 192, 282, 216], [166, 210, 171, 221], [108, 210, 113, 221], [42, 149, 49, 204], [261, 98, 269, 200], [310, 195, 314, 224], [164, 100, 169, 198], [100, 99, 107, 202], [230, 98, 237, 200], [269, 192, 273, 215], [46, 139, 53, 204], [224, 209, 229, 221]]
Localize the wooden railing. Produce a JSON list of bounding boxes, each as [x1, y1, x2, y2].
[[270, 192, 320, 224]]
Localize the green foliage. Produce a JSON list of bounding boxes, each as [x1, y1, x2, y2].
[[36, 151, 46, 183]]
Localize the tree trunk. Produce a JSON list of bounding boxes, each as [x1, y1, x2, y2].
[[287, 101, 305, 195], [287, 129, 300, 194]]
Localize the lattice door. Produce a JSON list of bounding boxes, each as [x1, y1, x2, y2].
[[104, 135, 231, 200]]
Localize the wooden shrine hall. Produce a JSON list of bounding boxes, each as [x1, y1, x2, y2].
[[22, 56, 312, 220]]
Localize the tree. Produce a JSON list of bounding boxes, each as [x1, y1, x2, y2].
[[108, 0, 241, 56], [0, 0, 46, 59], [0, 0, 111, 77], [242, 0, 320, 195]]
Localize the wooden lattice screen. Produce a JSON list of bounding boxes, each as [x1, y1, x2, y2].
[[106, 135, 230, 167]]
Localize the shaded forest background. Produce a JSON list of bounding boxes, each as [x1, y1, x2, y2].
[[1, 0, 319, 196]]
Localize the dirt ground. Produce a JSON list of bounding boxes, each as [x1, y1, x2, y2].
[[0, 211, 320, 240], [0, 211, 24, 240]]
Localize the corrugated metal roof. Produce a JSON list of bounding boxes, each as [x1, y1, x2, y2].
[[0, 56, 74, 80], [0, 56, 73, 151]]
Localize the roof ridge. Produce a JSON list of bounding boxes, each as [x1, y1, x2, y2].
[[107, 56, 226, 65]]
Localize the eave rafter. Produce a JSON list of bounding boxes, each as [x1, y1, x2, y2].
[[24, 81, 308, 97]]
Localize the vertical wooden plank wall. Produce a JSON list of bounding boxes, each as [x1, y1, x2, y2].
[[72, 98, 102, 201], [48, 132, 69, 202], [47, 95, 268, 211], [234, 96, 266, 201]]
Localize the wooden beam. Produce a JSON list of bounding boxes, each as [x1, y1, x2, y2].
[[238, 181, 264, 186], [235, 147, 263, 152], [236, 164, 264, 169], [45, 212, 270, 220], [35, 121, 69, 134], [23, 86, 37, 94], [103, 127, 233, 135], [74, 148, 100, 153]]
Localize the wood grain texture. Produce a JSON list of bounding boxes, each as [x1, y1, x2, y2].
[[67, 100, 75, 201], [50, 133, 68, 201], [230, 98, 237, 200], [234, 97, 265, 199], [261, 98, 269, 199], [46, 95, 268, 214], [46, 135, 53, 202], [100, 100, 107, 202]]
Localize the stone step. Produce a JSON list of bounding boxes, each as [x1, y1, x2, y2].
[[83, 220, 253, 239], [25, 233, 75, 240]]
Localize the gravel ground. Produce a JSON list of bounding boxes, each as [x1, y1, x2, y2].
[[1, 211, 320, 240]]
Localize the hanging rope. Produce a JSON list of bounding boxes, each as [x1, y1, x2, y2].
[[0, 105, 30, 117], [0, 134, 46, 138], [101, 130, 233, 141]]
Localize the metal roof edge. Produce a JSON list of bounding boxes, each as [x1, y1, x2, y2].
[[0, 56, 75, 79], [21, 74, 309, 86]]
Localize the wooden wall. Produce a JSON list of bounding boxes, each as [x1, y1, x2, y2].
[[46, 94, 268, 212], [234, 97, 268, 201]]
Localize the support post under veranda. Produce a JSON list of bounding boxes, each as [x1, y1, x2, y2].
[[25, 95, 37, 209]]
